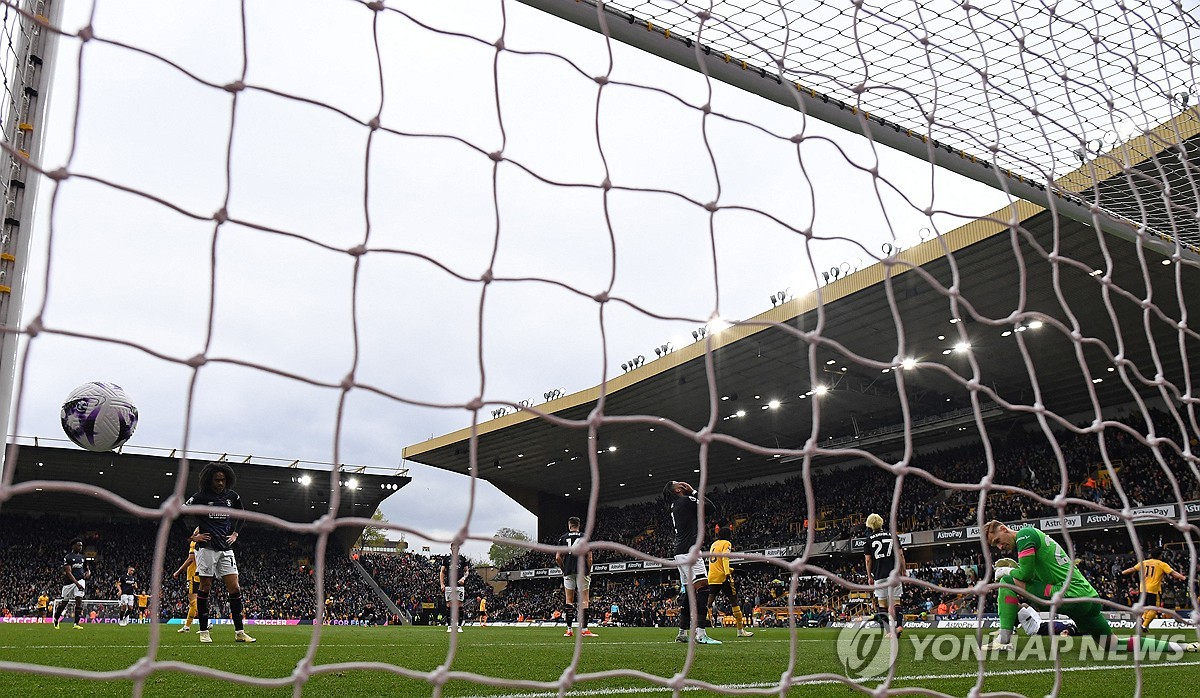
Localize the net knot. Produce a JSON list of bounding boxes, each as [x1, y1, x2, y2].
[[186, 354, 207, 368], [340, 374, 355, 390], [704, 201, 718, 212], [494, 37, 505, 51], [25, 315, 41, 337], [366, 1, 384, 10], [466, 397, 483, 410], [592, 291, 609, 303], [367, 116, 381, 131], [488, 151, 504, 162], [129, 656, 154, 680], [213, 207, 229, 224], [347, 244, 367, 257], [594, 75, 609, 85], [480, 269, 494, 283], [223, 80, 245, 93], [77, 25, 94, 42], [46, 167, 69, 181], [292, 660, 313, 684]]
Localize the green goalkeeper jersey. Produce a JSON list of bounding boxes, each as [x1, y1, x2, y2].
[[1010, 527, 1097, 599]]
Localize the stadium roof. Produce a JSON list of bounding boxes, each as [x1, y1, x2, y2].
[[0, 441, 411, 546], [403, 115, 1200, 517]]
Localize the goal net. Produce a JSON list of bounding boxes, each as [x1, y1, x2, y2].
[[0, 0, 1198, 695]]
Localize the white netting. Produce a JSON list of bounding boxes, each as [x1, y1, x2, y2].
[[531, 0, 1200, 248], [0, 0, 1197, 696]]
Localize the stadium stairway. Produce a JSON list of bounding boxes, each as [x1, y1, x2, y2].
[[349, 555, 408, 625]]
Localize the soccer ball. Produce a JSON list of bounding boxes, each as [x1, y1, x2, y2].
[[60, 382, 139, 452]]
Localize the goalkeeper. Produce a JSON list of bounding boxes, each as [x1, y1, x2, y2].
[[990, 558, 1078, 637], [981, 522, 1198, 655]]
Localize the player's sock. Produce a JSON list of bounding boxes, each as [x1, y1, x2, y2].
[[1141, 609, 1157, 629], [873, 611, 889, 629], [185, 598, 196, 627], [732, 605, 745, 631], [678, 592, 691, 631], [579, 608, 587, 629], [72, 604, 82, 625], [229, 591, 245, 632], [1127, 636, 1190, 654], [695, 587, 711, 629], [893, 605, 904, 631], [564, 605, 575, 630], [197, 591, 210, 631]]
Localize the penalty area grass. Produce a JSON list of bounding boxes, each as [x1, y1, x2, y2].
[[0, 625, 1197, 696]]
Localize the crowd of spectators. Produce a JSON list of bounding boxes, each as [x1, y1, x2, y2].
[[2, 409, 1195, 626], [0, 515, 379, 622], [500, 408, 1200, 572]]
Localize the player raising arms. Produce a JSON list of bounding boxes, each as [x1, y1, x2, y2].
[[171, 527, 202, 633], [556, 516, 597, 638], [53, 539, 89, 630], [981, 521, 1198, 655], [864, 513, 906, 637], [185, 462, 255, 644], [115, 566, 138, 627], [1122, 551, 1188, 630], [665, 481, 720, 645], [708, 521, 752, 638]]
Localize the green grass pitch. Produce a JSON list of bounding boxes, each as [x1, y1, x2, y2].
[[0, 625, 1197, 696]]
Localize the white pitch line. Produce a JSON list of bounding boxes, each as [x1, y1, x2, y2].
[[456, 661, 1200, 698]]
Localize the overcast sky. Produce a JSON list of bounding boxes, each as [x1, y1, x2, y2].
[[8, 0, 1012, 560]]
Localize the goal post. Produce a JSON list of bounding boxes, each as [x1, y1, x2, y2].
[[0, 0, 64, 480]]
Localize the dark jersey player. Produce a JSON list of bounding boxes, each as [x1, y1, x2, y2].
[[556, 516, 597, 638], [439, 552, 470, 633], [665, 481, 720, 645], [53, 539, 89, 630], [185, 461, 255, 644], [863, 513, 906, 636], [115, 566, 138, 626]]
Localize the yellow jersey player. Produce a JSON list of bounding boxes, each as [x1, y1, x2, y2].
[[172, 528, 203, 632], [708, 522, 753, 637], [1122, 553, 1188, 630]]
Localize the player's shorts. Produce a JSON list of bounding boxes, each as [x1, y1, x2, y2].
[[873, 583, 904, 602], [195, 548, 238, 578], [674, 553, 708, 590], [1060, 600, 1112, 638], [120, 594, 135, 607], [60, 580, 85, 601], [1037, 620, 1080, 636], [710, 578, 738, 599], [189, 580, 200, 595], [444, 586, 466, 603], [563, 572, 591, 591]]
